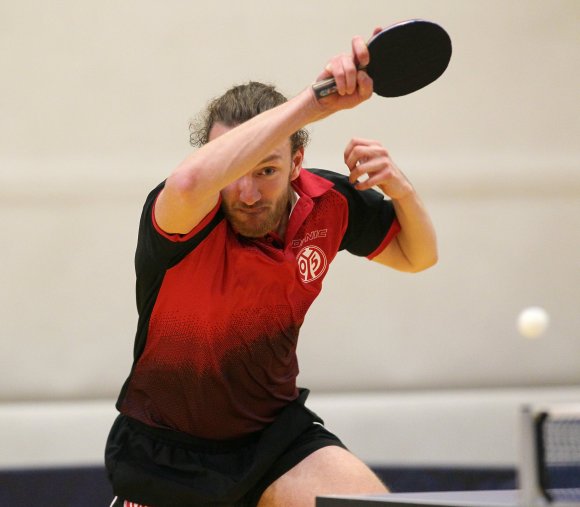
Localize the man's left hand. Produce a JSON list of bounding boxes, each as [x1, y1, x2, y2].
[[343, 138, 413, 200]]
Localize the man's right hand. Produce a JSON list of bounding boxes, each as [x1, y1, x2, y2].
[[310, 31, 381, 115]]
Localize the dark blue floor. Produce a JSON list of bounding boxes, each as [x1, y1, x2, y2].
[[0, 465, 516, 507], [0, 466, 113, 507]]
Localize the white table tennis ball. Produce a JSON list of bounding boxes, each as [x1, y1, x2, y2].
[[517, 306, 549, 338]]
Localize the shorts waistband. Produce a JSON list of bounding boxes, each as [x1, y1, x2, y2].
[[125, 416, 263, 452]]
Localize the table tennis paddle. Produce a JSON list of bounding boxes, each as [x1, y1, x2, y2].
[[312, 19, 452, 99]]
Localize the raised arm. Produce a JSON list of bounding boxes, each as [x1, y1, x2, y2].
[[344, 138, 438, 272], [155, 36, 374, 235]]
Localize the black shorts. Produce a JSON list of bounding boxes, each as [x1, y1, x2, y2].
[[105, 389, 346, 507]]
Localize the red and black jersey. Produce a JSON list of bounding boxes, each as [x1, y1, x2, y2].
[[116, 169, 400, 440]]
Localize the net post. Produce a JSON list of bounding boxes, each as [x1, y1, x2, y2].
[[519, 404, 548, 506]]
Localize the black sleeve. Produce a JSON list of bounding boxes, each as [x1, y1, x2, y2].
[[134, 181, 223, 310], [309, 169, 399, 257]]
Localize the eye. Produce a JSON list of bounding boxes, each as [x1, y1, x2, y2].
[[259, 167, 277, 176]]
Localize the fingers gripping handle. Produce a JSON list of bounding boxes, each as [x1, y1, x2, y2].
[[312, 64, 369, 99]]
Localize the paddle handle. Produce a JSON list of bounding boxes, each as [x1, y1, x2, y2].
[[312, 78, 338, 99]]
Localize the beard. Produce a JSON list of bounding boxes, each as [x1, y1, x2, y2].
[[222, 188, 292, 238]]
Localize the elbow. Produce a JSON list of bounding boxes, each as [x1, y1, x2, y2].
[[406, 250, 439, 273], [165, 164, 215, 203], [167, 167, 200, 195], [414, 255, 438, 273]]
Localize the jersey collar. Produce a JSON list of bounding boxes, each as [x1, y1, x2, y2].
[[291, 169, 334, 199]]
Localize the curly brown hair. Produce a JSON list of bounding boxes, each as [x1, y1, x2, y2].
[[189, 81, 309, 153]]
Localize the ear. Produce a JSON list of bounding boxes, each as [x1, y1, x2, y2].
[[290, 147, 304, 181]]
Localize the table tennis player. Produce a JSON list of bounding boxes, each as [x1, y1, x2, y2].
[[105, 31, 438, 507]]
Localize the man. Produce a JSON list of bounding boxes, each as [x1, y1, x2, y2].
[[106, 32, 437, 507]]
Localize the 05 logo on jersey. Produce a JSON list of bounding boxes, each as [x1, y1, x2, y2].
[[296, 245, 328, 283]]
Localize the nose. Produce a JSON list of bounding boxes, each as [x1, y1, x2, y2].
[[237, 175, 261, 205]]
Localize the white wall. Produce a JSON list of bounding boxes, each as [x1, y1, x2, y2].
[[1, 0, 579, 402]]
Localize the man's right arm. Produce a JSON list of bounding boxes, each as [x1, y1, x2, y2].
[[154, 36, 374, 236]]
